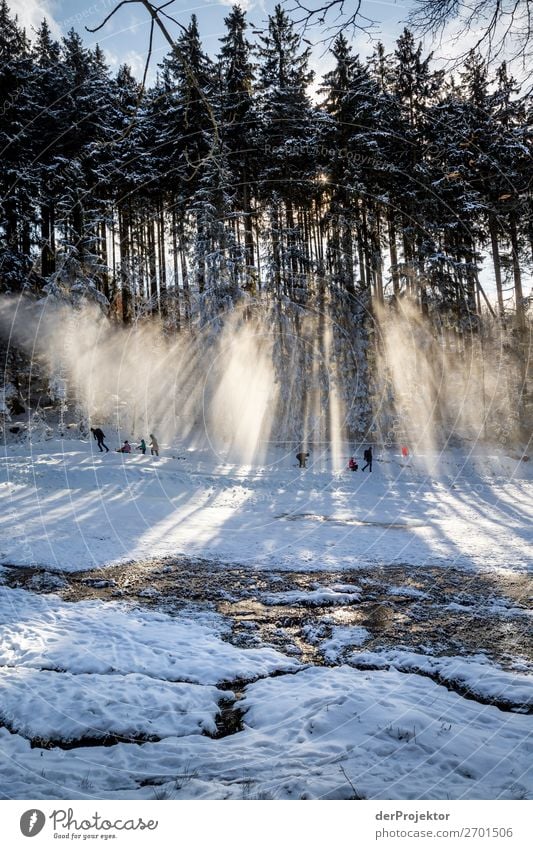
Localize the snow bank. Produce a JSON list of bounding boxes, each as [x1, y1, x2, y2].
[[320, 626, 371, 661], [0, 588, 300, 684], [262, 586, 361, 606], [0, 668, 223, 741], [240, 665, 533, 799], [351, 650, 533, 710], [1, 663, 531, 800]]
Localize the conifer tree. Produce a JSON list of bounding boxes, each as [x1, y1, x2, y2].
[[218, 5, 257, 291], [256, 4, 316, 300], [0, 0, 34, 291]]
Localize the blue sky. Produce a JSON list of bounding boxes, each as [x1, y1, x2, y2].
[[9, 0, 412, 81]]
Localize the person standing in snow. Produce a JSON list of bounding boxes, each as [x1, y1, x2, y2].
[[362, 446, 373, 472], [149, 434, 159, 456], [296, 451, 309, 468], [138, 437, 146, 455], [91, 427, 109, 453]]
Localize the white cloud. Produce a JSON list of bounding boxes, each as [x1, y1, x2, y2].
[[214, 0, 255, 10], [9, 0, 62, 38], [104, 47, 148, 79], [127, 12, 145, 35]]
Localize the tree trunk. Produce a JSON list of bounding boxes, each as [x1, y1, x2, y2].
[[196, 213, 206, 294], [171, 208, 181, 330], [148, 218, 158, 311], [158, 198, 167, 315], [99, 218, 110, 301], [388, 211, 400, 297], [509, 212, 525, 332], [119, 205, 132, 324], [285, 198, 299, 299], [489, 214, 505, 317], [178, 217, 191, 326], [373, 207, 384, 304], [242, 178, 256, 294], [271, 205, 282, 297], [41, 204, 55, 277], [355, 203, 366, 289]]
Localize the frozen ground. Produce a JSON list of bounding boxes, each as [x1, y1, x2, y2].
[[0, 439, 532, 573], [0, 438, 531, 799]]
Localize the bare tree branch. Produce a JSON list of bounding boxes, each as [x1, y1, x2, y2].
[[85, 0, 139, 34], [409, 0, 533, 74], [156, 1, 188, 35], [288, 0, 377, 43], [141, 18, 155, 92], [86, 1, 221, 181], [289, 0, 532, 82]]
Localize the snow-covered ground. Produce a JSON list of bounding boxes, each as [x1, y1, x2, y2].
[[0, 439, 531, 799], [1, 439, 532, 573]]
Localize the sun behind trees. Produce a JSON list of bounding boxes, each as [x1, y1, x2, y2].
[[0, 0, 531, 448]]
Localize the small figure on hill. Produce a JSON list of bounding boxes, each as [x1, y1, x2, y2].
[[348, 456, 358, 471], [138, 437, 146, 455], [149, 434, 159, 456], [401, 445, 409, 458], [91, 427, 109, 453], [362, 446, 373, 472], [118, 440, 131, 454], [296, 450, 309, 468]]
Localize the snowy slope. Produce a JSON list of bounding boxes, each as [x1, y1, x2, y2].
[[0, 440, 531, 573]]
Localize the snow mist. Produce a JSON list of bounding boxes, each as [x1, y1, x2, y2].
[[0, 295, 358, 469], [2, 293, 521, 467], [374, 298, 524, 468]]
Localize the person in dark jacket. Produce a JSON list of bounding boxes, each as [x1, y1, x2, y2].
[[91, 427, 109, 453], [296, 451, 309, 468], [138, 437, 146, 455], [362, 446, 373, 472]]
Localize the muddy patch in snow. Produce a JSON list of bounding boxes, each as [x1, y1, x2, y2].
[[2, 558, 531, 671], [276, 512, 426, 528]]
